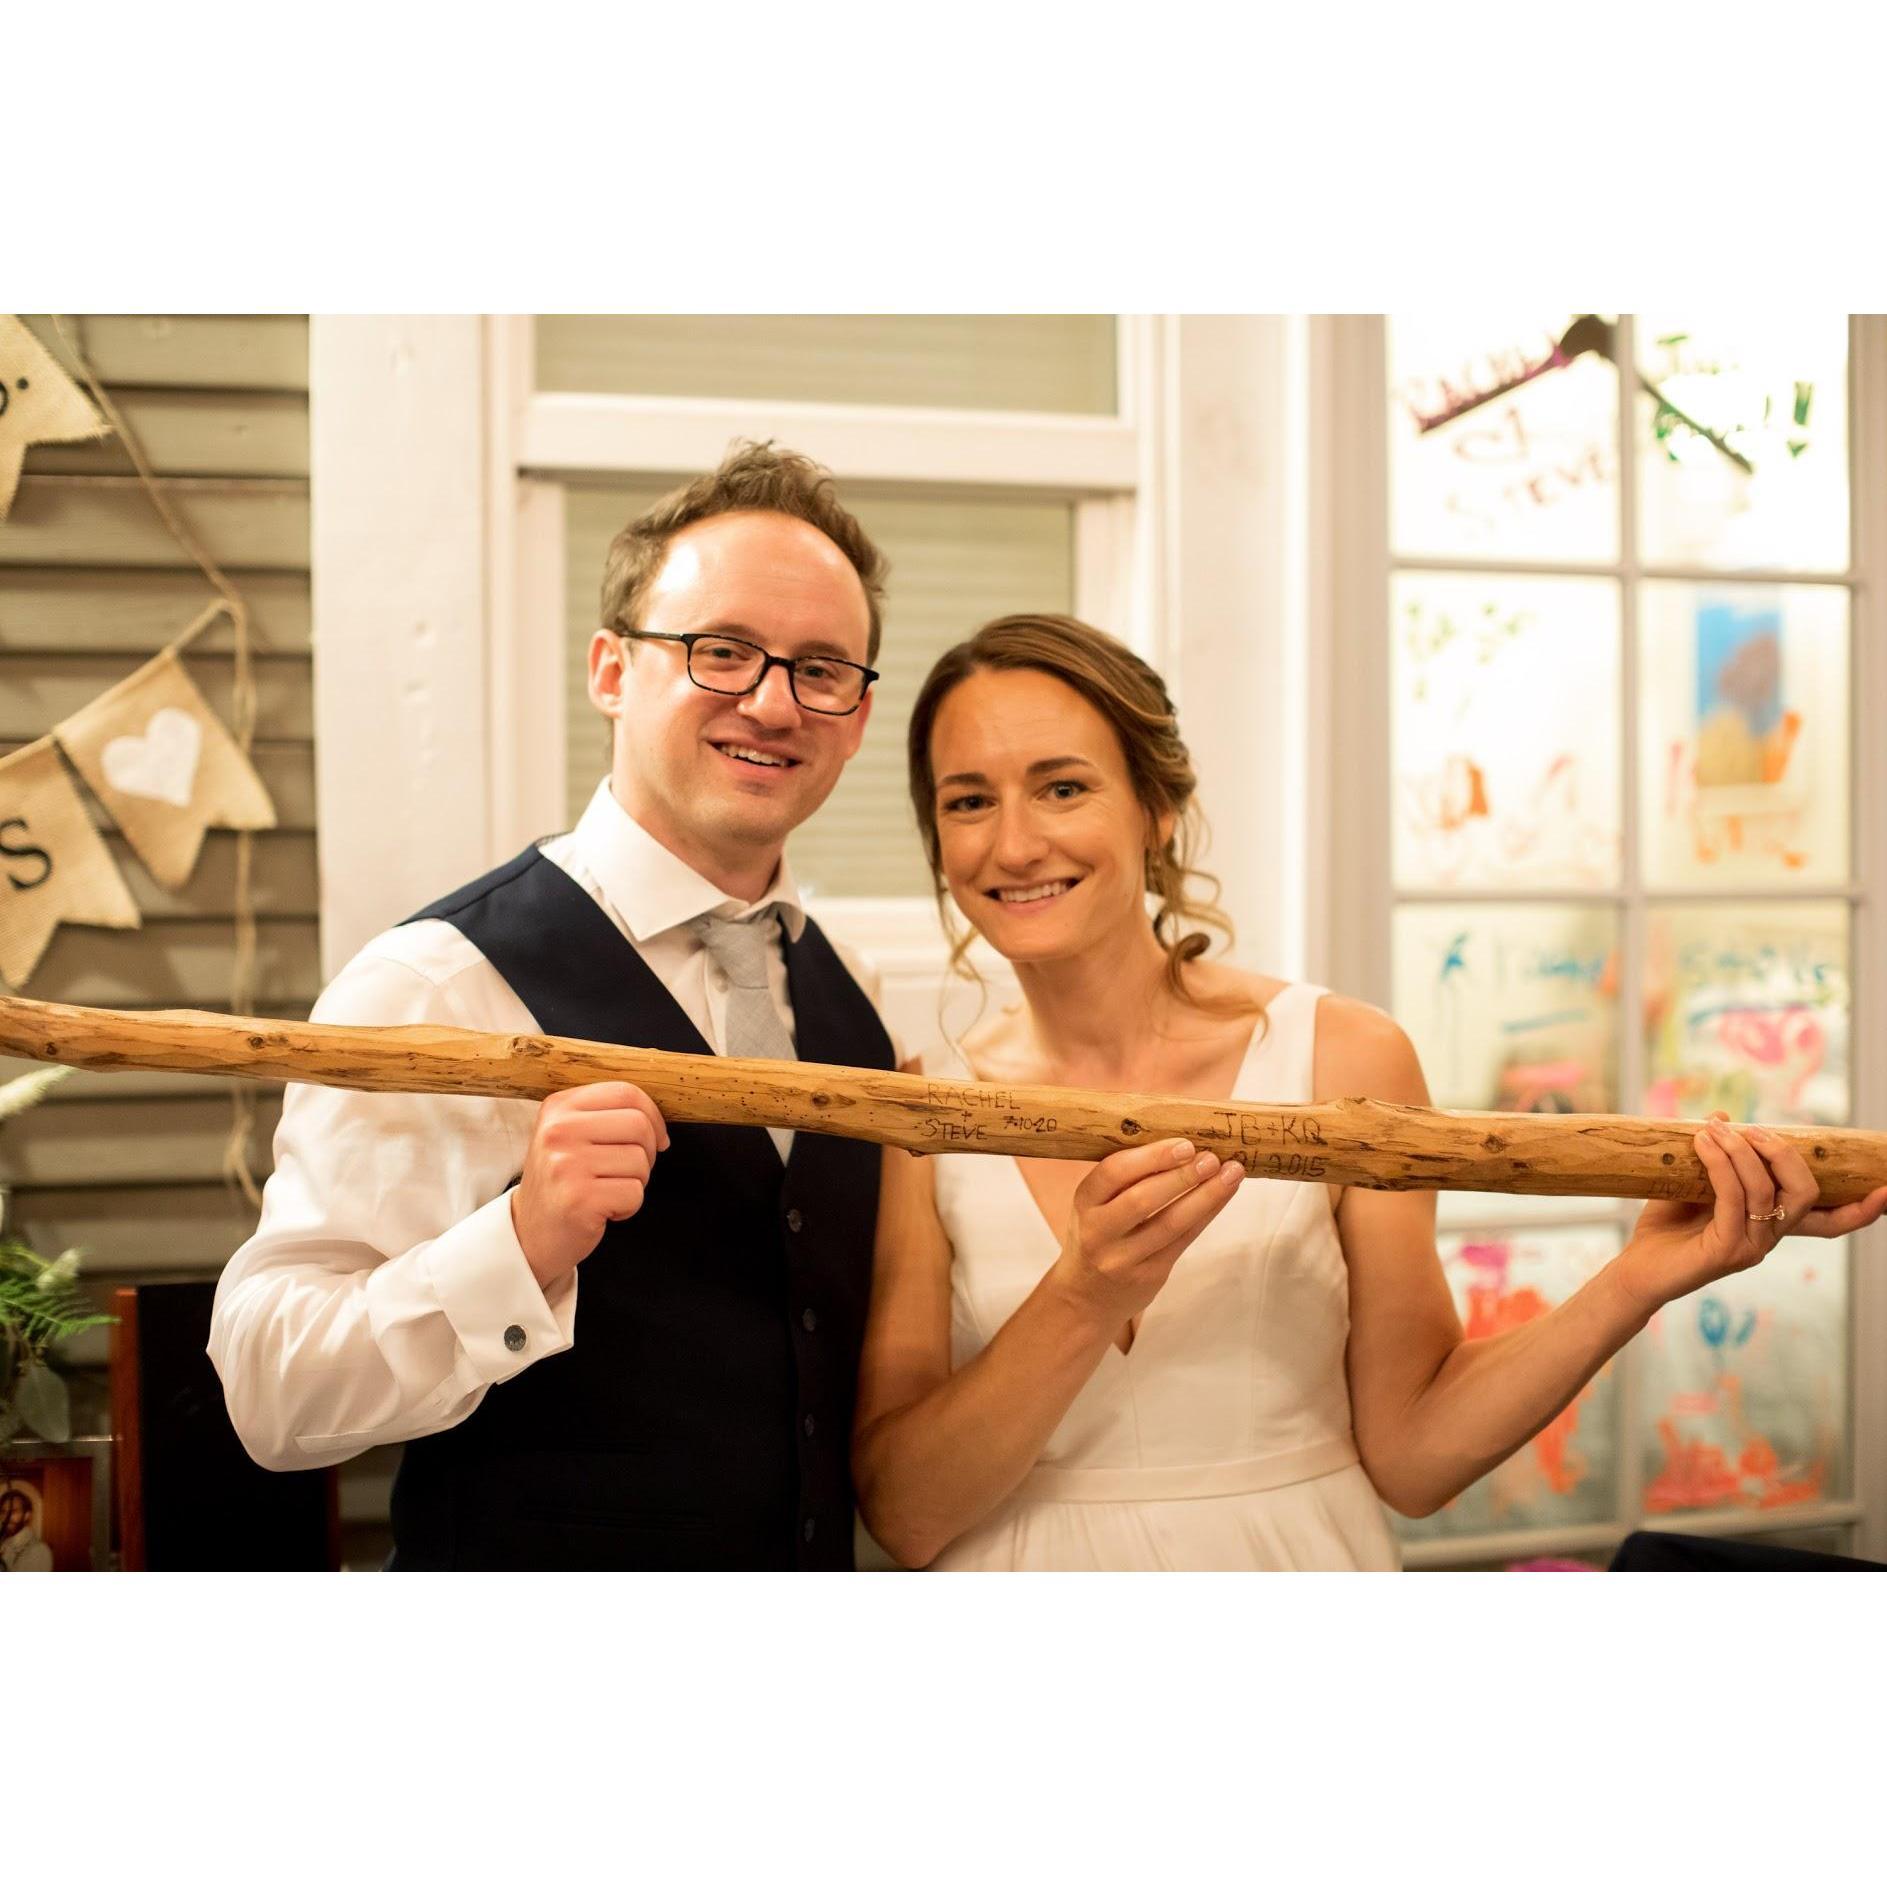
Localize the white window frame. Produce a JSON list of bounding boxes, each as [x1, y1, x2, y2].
[[311, 315, 1329, 1012], [1322, 314, 1887, 1567], [493, 314, 1155, 999]]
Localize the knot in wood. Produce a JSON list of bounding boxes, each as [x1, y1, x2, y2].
[[1119, 1118, 1142, 1136]]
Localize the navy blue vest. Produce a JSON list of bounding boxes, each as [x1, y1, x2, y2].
[[386, 847, 894, 1570]]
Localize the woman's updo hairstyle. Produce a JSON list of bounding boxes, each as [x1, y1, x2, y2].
[[907, 612, 1254, 1016]]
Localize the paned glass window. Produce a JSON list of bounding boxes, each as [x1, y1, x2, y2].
[[1382, 314, 1862, 1563]]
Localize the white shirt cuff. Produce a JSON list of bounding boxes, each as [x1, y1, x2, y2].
[[423, 1191, 576, 1385]]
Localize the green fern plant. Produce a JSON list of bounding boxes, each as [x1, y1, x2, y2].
[[0, 1065, 113, 1445]]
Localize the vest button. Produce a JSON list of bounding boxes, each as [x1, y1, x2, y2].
[[785, 1207, 804, 1233], [802, 1413, 816, 1438], [802, 1517, 817, 1544], [503, 1324, 526, 1353], [801, 1307, 818, 1333]]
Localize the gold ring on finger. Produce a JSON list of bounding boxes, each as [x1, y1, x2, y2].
[[1747, 1205, 1788, 1223]]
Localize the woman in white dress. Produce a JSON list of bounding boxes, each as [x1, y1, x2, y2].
[[851, 615, 1887, 1571]]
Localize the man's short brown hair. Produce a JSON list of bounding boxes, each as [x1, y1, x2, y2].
[[599, 440, 889, 663]]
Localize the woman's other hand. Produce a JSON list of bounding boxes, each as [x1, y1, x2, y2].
[[1614, 1112, 1887, 1318]]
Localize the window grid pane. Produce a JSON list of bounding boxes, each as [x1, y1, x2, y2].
[[1396, 1224, 1625, 1542], [536, 315, 1118, 417], [1391, 571, 1622, 893]]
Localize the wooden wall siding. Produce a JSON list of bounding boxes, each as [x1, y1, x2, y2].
[[0, 481, 311, 571], [0, 570, 310, 655], [16, 1184, 287, 1278], [0, 652, 313, 739], [0, 317, 317, 1320], [18, 316, 310, 394], [22, 390, 310, 482], [23, 920, 322, 1008], [6, 1098, 287, 1188], [104, 831, 319, 919]]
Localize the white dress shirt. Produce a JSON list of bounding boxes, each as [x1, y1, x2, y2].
[[208, 781, 888, 1472]]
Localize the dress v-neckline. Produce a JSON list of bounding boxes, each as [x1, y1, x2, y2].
[[994, 1004, 1278, 1361]]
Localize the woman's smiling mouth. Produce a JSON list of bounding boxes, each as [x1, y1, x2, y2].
[[988, 878, 1080, 906]]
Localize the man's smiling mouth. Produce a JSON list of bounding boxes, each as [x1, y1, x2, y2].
[[713, 742, 800, 770]]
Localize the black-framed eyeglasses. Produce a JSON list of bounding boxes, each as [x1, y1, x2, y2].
[[615, 629, 878, 716]]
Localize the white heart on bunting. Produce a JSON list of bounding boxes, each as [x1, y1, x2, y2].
[[101, 707, 202, 808]]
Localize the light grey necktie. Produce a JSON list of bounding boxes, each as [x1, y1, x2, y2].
[[693, 907, 796, 1064]]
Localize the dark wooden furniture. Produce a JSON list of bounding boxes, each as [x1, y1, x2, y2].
[[111, 1281, 339, 1570]]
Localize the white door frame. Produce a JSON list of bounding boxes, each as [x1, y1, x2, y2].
[[308, 315, 496, 981]]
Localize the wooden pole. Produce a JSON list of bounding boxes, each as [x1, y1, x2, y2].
[[1, 993, 1883, 1207]]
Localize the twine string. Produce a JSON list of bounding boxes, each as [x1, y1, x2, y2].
[[49, 316, 264, 1208]]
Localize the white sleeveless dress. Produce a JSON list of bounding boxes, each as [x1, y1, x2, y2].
[[923, 982, 1401, 1571]]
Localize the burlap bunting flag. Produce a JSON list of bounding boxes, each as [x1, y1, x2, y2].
[[0, 738, 141, 988], [54, 648, 276, 889], [0, 315, 112, 520]]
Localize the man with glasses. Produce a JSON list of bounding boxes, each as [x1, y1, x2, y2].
[[210, 441, 898, 1569]]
